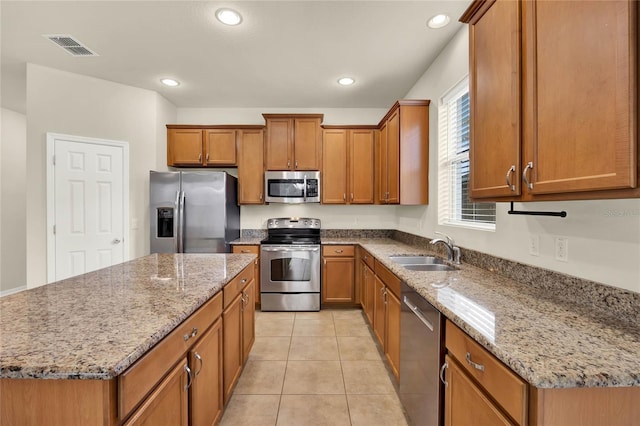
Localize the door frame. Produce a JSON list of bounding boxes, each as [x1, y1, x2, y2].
[[46, 132, 130, 284]]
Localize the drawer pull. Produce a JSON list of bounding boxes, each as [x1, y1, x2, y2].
[[440, 361, 448, 387], [466, 352, 485, 372], [335, 249, 343, 253], [241, 278, 247, 284], [241, 250, 250, 253], [184, 326, 199, 341]]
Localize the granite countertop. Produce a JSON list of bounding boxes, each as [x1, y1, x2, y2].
[[0, 253, 255, 380], [321, 237, 639, 389]]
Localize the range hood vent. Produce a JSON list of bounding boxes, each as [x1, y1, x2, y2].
[[44, 35, 98, 56]]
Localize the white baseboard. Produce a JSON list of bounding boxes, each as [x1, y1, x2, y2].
[[0, 285, 27, 297]]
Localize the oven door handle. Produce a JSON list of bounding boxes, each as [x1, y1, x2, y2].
[[262, 247, 320, 252]]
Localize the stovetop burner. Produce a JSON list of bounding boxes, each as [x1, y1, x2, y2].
[[261, 217, 321, 245]]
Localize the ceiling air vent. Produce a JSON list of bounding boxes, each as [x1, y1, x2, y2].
[[44, 35, 98, 57]]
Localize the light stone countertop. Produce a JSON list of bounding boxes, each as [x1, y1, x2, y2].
[[0, 253, 255, 380], [318, 238, 640, 389]]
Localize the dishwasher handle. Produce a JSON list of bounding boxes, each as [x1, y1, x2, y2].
[[403, 295, 434, 332]]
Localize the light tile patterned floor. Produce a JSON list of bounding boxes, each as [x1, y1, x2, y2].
[[220, 309, 408, 426]]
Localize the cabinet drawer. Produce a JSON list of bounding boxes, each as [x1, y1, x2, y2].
[[360, 248, 374, 269], [223, 264, 254, 309], [322, 245, 355, 257], [374, 260, 400, 298], [232, 245, 260, 255], [446, 321, 527, 425], [119, 292, 223, 419]]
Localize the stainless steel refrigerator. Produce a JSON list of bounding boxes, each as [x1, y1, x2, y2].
[[149, 171, 240, 253]]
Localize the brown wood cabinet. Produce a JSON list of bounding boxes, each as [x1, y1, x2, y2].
[[360, 249, 375, 325], [167, 125, 264, 168], [322, 127, 375, 204], [241, 279, 256, 364], [189, 318, 223, 426], [373, 261, 401, 381], [461, 0, 638, 201], [237, 129, 265, 204], [263, 114, 323, 171], [322, 245, 356, 304], [232, 245, 261, 305], [376, 100, 430, 205]]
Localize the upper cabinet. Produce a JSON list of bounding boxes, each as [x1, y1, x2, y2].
[[376, 100, 430, 205], [461, 0, 638, 201], [237, 129, 265, 204], [263, 114, 323, 171], [322, 127, 375, 204], [167, 125, 241, 167]]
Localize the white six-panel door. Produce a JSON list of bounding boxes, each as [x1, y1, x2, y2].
[[46, 133, 129, 283]]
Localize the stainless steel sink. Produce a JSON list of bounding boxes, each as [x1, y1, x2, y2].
[[402, 264, 456, 272], [389, 255, 445, 265]]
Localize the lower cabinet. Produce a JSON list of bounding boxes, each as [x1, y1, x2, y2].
[[232, 245, 261, 305], [322, 245, 355, 304], [362, 260, 375, 325], [242, 279, 256, 365], [189, 319, 223, 426]]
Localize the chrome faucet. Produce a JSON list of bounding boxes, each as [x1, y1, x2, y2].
[[429, 232, 461, 265]]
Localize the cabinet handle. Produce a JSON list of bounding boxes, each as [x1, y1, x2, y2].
[[259, 193, 263, 201], [351, 193, 354, 202], [522, 161, 534, 190], [324, 259, 327, 265], [439, 361, 449, 387], [183, 327, 197, 341], [241, 278, 247, 284], [184, 364, 193, 390], [198, 153, 202, 163], [295, 160, 298, 169], [206, 153, 209, 162], [194, 352, 203, 377], [335, 249, 343, 253], [241, 249, 251, 253], [287, 160, 291, 168], [505, 165, 516, 191], [465, 352, 485, 372]]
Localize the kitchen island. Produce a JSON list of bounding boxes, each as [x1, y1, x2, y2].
[[0, 253, 256, 425]]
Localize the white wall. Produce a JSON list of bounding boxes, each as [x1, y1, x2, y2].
[[25, 64, 177, 287], [399, 26, 640, 293], [0, 108, 27, 293]]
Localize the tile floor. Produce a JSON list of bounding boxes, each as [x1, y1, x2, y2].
[[219, 309, 408, 426]]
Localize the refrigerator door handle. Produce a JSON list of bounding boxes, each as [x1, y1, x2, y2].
[[174, 190, 180, 253], [178, 191, 186, 253]]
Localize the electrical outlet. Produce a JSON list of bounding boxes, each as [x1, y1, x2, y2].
[[528, 234, 540, 256], [555, 237, 568, 262]]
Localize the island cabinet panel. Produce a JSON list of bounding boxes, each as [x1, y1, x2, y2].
[[361, 257, 375, 325], [118, 291, 223, 420], [264, 114, 323, 171], [204, 129, 237, 166], [462, 0, 638, 201], [241, 279, 256, 364], [237, 129, 265, 204], [0, 378, 118, 426], [232, 245, 261, 304], [189, 318, 223, 426], [322, 245, 356, 304], [168, 128, 205, 166], [223, 292, 243, 405], [124, 359, 188, 426]]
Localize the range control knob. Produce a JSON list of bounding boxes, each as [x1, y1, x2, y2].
[[304, 220, 310, 225]]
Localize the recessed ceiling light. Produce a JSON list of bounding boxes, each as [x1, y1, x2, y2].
[[338, 77, 355, 86], [161, 78, 180, 87], [427, 14, 450, 29], [216, 8, 242, 26]]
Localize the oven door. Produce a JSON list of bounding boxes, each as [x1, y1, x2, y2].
[[260, 245, 320, 293]]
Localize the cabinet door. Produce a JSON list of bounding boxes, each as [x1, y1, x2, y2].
[[204, 129, 237, 166], [294, 117, 321, 170], [242, 279, 256, 364], [523, 0, 636, 195], [385, 110, 400, 204], [468, 0, 522, 199], [363, 263, 375, 325], [322, 129, 348, 204], [168, 129, 203, 166], [190, 319, 223, 426], [373, 276, 386, 346], [385, 289, 401, 381], [223, 294, 243, 404], [444, 355, 513, 426], [350, 129, 375, 204], [322, 257, 355, 303], [232, 245, 261, 305], [124, 359, 188, 426], [265, 118, 293, 170], [238, 130, 265, 204]]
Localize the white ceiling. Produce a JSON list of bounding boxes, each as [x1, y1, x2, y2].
[[1, 1, 471, 114]]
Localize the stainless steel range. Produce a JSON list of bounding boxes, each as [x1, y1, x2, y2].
[[260, 218, 321, 311]]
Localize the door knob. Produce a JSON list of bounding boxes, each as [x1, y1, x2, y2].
[[112, 238, 121, 244]]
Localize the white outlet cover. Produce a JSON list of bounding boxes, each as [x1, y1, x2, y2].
[[529, 234, 540, 256], [555, 237, 568, 262]]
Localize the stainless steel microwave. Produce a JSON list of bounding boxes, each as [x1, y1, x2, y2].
[[264, 171, 320, 203]]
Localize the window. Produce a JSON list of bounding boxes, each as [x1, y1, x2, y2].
[[438, 77, 496, 230]]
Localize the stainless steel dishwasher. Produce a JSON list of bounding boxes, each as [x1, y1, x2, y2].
[[399, 282, 444, 426]]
